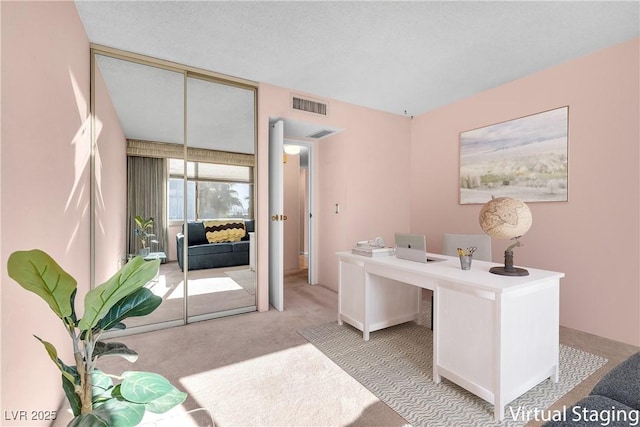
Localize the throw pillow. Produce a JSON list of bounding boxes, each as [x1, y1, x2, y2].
[[203, 220, 246, 243]]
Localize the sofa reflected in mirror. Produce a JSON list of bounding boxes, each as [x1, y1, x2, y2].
[[176, 219, 255, 271]]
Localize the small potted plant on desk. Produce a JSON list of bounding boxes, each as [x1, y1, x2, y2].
[[134, 215, 155, 257]]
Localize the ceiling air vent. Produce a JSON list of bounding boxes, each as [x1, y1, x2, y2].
[[307, 129, 334, 139], [292, 95, 328, 116]]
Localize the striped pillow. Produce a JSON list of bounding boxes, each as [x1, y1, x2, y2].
[[203, 220, 246, 243]]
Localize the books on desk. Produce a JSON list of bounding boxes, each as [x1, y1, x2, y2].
[[351, 246, 395, 257]]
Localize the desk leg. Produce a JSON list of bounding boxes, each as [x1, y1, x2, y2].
[[337, 260, 343, 327], [494, 293, 504, 421], [363, 272, 370, 341], [432, 286, 440, 383], [494, 402, 505, 422]]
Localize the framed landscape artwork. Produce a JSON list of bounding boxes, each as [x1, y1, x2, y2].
[[459, 106, 569, 204]]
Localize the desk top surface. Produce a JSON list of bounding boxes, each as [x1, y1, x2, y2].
[[337, 251, 564, 294]]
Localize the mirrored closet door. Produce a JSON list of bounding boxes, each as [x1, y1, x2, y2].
[[184, 75, 256, 321], [91, 47, 257, 333]]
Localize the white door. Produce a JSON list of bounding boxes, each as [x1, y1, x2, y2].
[[268, 120, 284, 311]]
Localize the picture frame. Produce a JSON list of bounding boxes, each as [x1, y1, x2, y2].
[[459, 106, 569, 204]]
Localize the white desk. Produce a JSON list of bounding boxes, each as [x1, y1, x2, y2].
[[337, 251, 564, 421]]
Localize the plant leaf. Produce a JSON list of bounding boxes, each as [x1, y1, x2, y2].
[[33, 335, 77, 384], [67, 288, 78, 326], [109, 322, 127, 330], [93, 341, 139, 363], [78, 257, 159, 331], [94, 287, 162, 333], [145, 387, 188, 414], [62, 370, 82, 417], [91, 369, 114, 404], [67, 413, 110, 427], [61, 366, 111, 418], [91, 398, 145, 427], [110, 383, 124, 400], [120, 371, 176, 404], [82, 322, 126, 341], [7, 249, 77, 319]]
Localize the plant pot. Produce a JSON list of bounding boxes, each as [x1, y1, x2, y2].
[[139, 247, 150, 257], [459, 255, 472, 270]]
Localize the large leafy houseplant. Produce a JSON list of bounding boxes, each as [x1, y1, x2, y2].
[[7, 249, 186, 427], [134, 216, 155, 252]]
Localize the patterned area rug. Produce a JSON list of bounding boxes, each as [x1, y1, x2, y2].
[[300, 322, 607, 427]]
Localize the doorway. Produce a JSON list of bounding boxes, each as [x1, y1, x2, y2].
[[283, 142, 311, 288], [269, 117, 341, 310]]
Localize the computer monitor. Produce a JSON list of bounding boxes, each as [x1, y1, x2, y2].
[[394, 233, 427, 263]]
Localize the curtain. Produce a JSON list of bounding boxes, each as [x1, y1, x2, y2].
[[127, 156, 168, 255], [127, 139, 255, 167]]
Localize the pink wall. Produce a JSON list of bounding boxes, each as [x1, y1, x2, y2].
[[257, 83, 413, 309], [283, 153, 301, 271], [94, 62, 128, 284], [411, 38, 640, 346], [300, 167, 309, 255], [1, 1, 91, 422], [315, 106, 413, 292]]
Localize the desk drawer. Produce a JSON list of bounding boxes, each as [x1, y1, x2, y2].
[[366, 262, 436, 290]]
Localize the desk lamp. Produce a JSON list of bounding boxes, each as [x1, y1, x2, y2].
[[479, 196, 532, 276]]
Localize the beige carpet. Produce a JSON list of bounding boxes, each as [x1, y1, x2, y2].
[[54, 282, 406, 427], [52, 283, 639, 427], [125, 262, 256, 328], [224, 269, 256, 295]]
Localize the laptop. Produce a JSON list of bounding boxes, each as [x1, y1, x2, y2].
[[394, 233, 428, 263]]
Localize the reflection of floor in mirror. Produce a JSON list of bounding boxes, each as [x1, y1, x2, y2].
[[125, 261, 256, 328]]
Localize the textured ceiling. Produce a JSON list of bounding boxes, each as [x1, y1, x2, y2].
[[76, 1, 639, 117], [96, 54, 257, 153]]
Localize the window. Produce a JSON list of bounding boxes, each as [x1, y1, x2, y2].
[[168, 158, 253, 221], [168, 178, 196, 221]]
